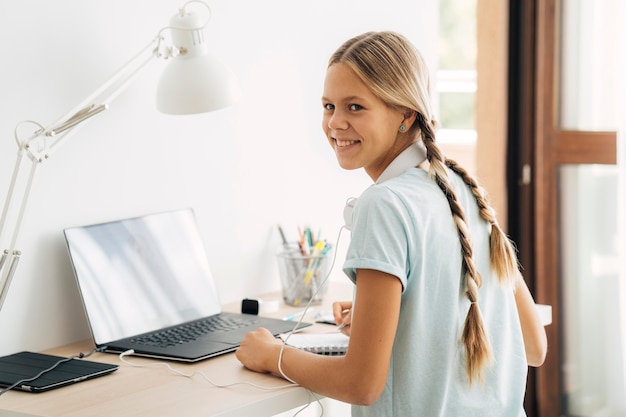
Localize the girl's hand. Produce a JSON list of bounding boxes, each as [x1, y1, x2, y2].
[[332, 300, 353, 336], [235, 327, 282, 374]]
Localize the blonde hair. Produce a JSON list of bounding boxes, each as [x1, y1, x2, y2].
[[330, 31, 519, 384]]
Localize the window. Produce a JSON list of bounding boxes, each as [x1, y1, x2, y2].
[[437, 0, 477, 173]]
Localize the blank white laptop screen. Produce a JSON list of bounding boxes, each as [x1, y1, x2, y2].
[[64, 209, 221, 346]]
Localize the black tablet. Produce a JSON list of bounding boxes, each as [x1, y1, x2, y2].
[[0, 351, 118, 393]]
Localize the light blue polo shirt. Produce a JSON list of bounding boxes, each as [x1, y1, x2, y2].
[[343, 167, 527, 417]]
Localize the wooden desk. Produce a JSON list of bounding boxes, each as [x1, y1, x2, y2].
[[0, 282, 354, 417]]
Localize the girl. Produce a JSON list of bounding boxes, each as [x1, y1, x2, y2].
[[236, 31, 547, 416]]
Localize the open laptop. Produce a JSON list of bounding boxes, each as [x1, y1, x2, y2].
[[63, 208, 309, 362]]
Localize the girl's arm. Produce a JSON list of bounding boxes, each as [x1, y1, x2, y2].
[[236, 269, 402, 405], [514, 273, 548, 367]]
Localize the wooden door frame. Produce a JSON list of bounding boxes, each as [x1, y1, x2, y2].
[[508, 0, 618, 416]]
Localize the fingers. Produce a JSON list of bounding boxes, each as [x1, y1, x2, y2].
[[245, 328, 277, 347], [332, 301, 352, 323], [332, 301, 352, 335], [235, 328, 279, 373]]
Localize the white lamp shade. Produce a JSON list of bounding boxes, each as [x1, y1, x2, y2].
[[156, 8, 240, 115], [156, 53, 240, 114]]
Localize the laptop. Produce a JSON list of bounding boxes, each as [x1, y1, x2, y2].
[[0, 351, 118, 393], [63, 208, 309, 362]]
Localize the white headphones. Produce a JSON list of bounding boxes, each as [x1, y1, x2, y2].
[[342, 142, 428, 231], [343, 197, 357, 231]]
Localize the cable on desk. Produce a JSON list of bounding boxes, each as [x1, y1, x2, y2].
[[119, 350, 329, 416], [118, 349, 297, 391], [277, 225, 347, 381], [0, 347, 104, 396], [291, 390, 326, 417], [276, 225, 348, 417]]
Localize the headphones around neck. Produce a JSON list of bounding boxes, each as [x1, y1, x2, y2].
[[343, 142, 427, 232], [343, 197, 357, 231]]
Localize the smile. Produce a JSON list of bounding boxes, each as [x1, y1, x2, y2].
[[335, 139, 360, 147]]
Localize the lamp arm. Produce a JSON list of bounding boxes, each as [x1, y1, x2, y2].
[[0, 35, 162, 311], [0, 150, 26, 242], [0, 0, 224, 312], [44, 37, 162, 157], [0, 156, 37, 308]]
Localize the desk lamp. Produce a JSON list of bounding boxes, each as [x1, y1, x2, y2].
[[0, 0, 240, 310]]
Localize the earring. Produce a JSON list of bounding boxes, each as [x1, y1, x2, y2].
[[399, 125, 406, 132]]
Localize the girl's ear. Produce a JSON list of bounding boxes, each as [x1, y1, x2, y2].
[[402, 109, 418, 131]]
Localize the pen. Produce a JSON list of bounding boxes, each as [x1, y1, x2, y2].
[[297, 226, 308, 255], [303, 241, 326, 284], [336, 308, 350, 330], [277, 225, 289, 249]]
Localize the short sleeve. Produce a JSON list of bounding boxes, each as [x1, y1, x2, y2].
[[342, 185, 411, 290]]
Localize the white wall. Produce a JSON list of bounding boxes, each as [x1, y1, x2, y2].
[[0, 1, 437, 355]]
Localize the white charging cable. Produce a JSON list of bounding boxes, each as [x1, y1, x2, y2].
[[277, 226, 347, 383], [118, 349, 298, 391]]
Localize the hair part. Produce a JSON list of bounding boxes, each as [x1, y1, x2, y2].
[[331, 31, 521, 385]]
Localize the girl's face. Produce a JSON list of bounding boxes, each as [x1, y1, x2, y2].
[[322, 63, 409, 181]]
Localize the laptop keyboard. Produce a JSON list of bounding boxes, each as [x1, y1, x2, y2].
[[130, 315, 258, 348]]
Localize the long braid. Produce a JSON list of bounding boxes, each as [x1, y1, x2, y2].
[[445, 159, 520, 283], [419, 115, 493, 385]]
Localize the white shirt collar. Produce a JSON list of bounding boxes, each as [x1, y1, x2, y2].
[[376, 141, 428, 184]]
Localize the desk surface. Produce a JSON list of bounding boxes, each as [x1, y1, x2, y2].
[[0, 281, 550, 417], [0, 282, 354, 417]]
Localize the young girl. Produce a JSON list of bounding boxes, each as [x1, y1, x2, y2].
[[236, 31, 547, 416]]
